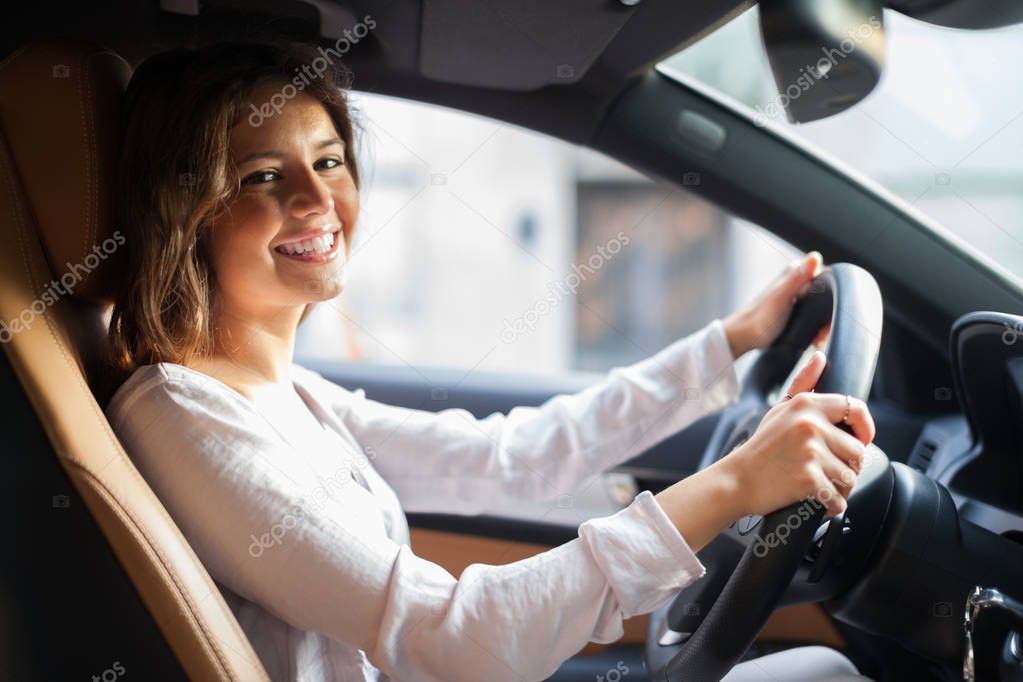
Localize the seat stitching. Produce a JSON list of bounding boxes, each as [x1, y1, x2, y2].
[[71, 459, 275, 682], [65, 459, 233, 678], [0, 128, 263, 681], [2, 143, 240, 680], [77, 43, 94, 263]]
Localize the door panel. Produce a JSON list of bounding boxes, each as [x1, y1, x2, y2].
[[409, 528, 648, 653], [411, 528, 844, 653]]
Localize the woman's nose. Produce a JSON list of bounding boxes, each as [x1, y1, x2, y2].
[[290, 170, 334, 218]]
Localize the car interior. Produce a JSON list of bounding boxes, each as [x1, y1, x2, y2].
[[2, 1, 1023, 681]]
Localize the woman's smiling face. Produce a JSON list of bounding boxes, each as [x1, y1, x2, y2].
[[207, 79, 359, 317]]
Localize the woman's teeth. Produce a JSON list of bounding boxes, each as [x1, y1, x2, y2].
[[275, 231, 335, 256]]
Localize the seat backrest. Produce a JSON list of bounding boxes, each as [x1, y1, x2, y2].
[[0, 39, 270, 681]]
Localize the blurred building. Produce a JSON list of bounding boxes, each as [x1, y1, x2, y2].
[[296, 90, 795, 376]]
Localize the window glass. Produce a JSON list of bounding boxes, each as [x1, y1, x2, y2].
[[295, 92, 800, 374], [659, 7, 1023, 286]]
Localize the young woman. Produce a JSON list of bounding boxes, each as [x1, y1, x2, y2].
[[103, 41, 875, 682]]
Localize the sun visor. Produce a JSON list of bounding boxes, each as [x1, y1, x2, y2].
[[419, 0, 638, 90]]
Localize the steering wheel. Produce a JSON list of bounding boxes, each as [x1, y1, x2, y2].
[[653, 262, 883, 681]]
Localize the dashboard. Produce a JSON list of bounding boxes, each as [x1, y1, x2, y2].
[[905, 312, 1023, 531]]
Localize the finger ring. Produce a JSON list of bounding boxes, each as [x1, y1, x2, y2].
[[784, 393, 793, 401], [842, 394, 851, 424]]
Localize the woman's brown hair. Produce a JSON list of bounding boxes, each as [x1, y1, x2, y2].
[[102, 40, 361, 399]]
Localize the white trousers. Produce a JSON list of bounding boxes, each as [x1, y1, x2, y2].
[[721, 646, 873, 681]]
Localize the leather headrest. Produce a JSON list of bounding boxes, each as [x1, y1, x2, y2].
[[0, 39, 131, 304]]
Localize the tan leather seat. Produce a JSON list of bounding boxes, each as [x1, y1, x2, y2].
[[0, 39, 270, 681]]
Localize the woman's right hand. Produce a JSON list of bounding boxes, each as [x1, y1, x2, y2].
[[717, 349, 876, 518], [654, 347, 877, 554]]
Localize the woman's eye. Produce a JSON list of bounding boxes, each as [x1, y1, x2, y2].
[[241, 170, 280, 186], [317, 157, 344, 170], [240, 158, 343, 186]]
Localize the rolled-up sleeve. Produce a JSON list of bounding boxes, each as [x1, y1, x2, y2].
[[109, 376, 710, 682], [302, 318, 741, 514]]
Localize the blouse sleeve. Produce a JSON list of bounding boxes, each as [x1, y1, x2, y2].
[[109, 376, 708, 682], [302, 317, 741, 514]]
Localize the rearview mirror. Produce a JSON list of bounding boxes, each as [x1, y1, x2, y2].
[[758, 0, 886, 124]]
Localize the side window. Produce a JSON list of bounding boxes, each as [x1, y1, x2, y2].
[[295, 92, 800, 375]]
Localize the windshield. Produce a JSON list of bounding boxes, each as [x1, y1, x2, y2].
[[658, 7, 1023, 284]]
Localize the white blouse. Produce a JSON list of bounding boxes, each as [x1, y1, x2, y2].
[[105, 318, 740, 682]]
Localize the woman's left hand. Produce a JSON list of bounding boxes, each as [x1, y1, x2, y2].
[[722, 250, 824, 358]]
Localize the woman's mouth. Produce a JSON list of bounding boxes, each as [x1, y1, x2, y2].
[[272, 227, 342, 264]]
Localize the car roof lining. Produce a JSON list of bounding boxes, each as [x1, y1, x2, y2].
[[418, 0, 636, 91], [3, 0, 751, 90]]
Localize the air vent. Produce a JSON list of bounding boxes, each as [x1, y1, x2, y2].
[[908, 438, 938, 472]]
